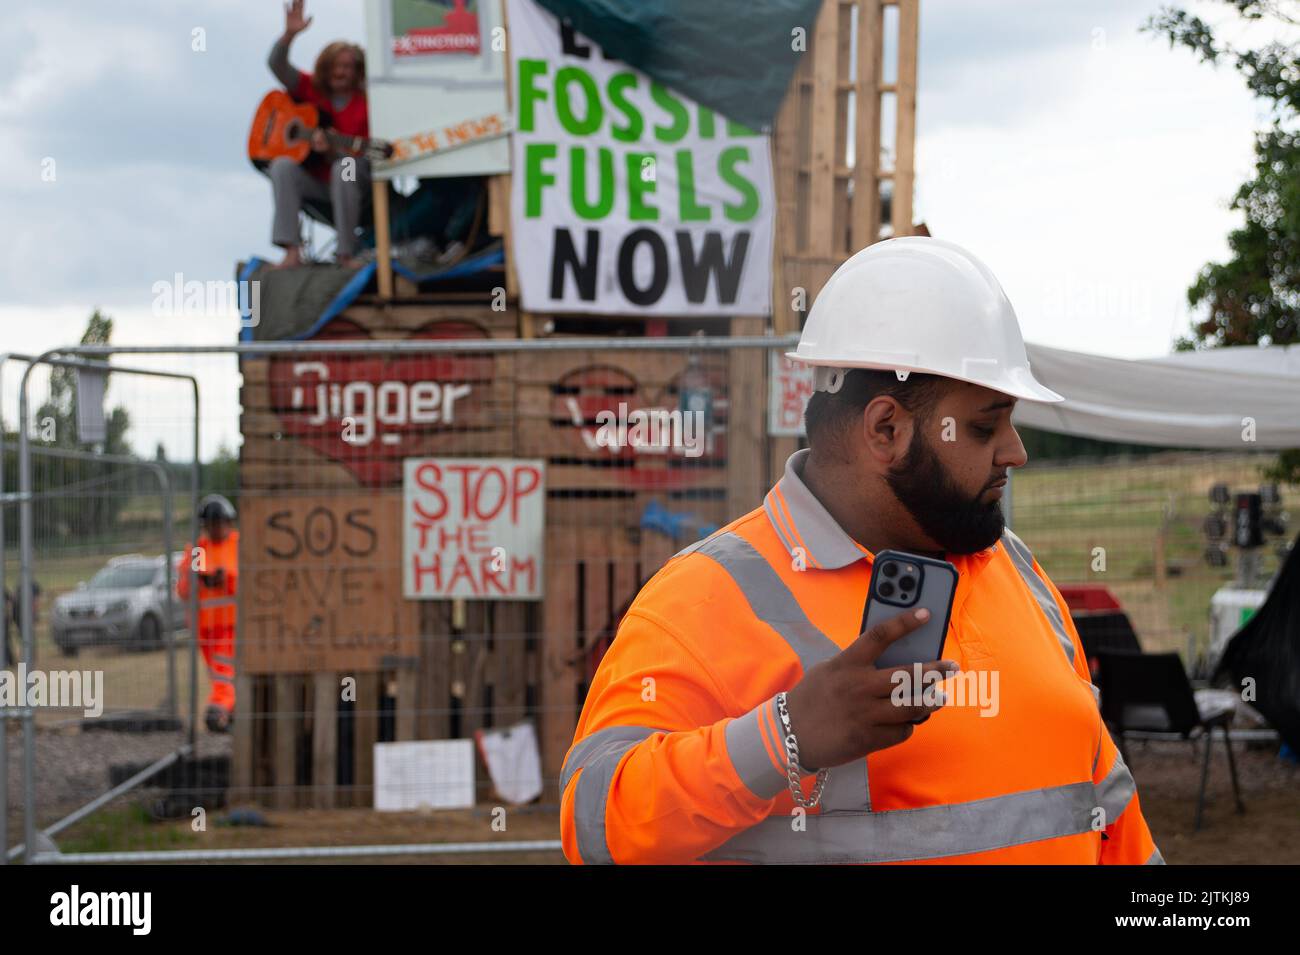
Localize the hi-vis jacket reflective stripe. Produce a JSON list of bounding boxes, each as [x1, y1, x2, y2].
[[560, 450, 1162, 865]]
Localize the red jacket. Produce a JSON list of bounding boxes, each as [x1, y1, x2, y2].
[[291, 71, 368, 182]]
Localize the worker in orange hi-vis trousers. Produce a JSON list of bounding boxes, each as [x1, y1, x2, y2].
[[177, 495, 240, 733]]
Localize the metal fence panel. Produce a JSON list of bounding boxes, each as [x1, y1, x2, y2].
[[2, 337, 1291, 863]]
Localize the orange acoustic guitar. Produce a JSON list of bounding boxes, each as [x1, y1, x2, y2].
[[247, 90, 393, 165]]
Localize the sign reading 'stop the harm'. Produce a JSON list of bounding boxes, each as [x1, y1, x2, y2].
[[403, 457, 546, 600], [507, 0, 774, 316]]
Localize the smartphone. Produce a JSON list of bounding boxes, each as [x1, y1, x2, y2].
[[861, 550, 958, 670]]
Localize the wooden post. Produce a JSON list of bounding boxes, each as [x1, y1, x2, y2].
[[418, 602, 453, 740], [352, 672, 378, 808], [892, 0, 920, 237], [492, 602, 529, 728], [487, 174, 510, 238], [371, 179, 393, 298], [498, 0, 522, 324], [311, 672, 337, 809], [462, 602, 491, 739], [808, 2, 838, 263], [541, 526, 580, 793], [853, 0, 884, 249], [273, 675, 300, 810], [519, 309, 537, 338], [728, 316, 768, 518], [230, 672, 253, 804], [395, 668, 419, 741]]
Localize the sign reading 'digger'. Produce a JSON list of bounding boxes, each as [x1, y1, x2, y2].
[[403, 458, 545, 599], [507, 0, 774, 316]]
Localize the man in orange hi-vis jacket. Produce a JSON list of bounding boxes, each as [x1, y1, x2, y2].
[[177, 495, 240, 734], [561, 238, 1162, 865]]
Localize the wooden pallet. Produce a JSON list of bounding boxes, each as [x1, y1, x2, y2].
[[235, 301, 770, 802], [539, 522, 643, 791], [232, 0, 921, 797], [231, 601, 539, 809], [514, 315, 765, 510], [233, 668, 400, 809], [240, 305, 521, 493]]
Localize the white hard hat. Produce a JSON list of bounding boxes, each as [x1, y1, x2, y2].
[[787, 236, 1064, 403]]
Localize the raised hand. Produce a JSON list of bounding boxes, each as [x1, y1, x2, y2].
[[284, 0, 313, 39]]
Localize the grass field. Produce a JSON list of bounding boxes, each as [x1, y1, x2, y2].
[[1011, 450, 1290, 659]]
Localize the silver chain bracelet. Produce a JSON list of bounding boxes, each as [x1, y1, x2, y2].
[[775, 691, 830, 808]]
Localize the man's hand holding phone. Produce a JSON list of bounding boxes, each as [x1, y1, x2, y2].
[[782, 608, 959, 771]]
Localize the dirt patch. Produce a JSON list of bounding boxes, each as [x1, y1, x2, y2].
[[1126, 738, 1300, 864]]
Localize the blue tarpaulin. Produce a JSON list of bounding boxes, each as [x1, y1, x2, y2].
[[238, 243, 505, 342]]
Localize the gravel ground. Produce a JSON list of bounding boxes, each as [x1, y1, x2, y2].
[[3, 723, 231, 836]]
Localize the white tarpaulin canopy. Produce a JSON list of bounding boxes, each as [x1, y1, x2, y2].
[[1014, 343, 1300, 450]]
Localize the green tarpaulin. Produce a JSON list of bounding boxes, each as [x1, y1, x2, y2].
[[533, 0, 826, 131]]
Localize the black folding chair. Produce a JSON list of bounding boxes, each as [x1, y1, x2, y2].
[[1073, 609, 1142, 659], [1096, 649, 1245, 831]]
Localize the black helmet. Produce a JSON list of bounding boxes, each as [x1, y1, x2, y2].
[[198, 494, 237, 523]]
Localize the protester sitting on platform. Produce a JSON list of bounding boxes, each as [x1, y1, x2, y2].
[[266, 0, 370, 269]]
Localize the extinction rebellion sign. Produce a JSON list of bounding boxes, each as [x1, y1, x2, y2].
[[507, 0, 775, 316]]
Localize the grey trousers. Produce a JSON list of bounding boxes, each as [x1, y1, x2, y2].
[[269, 155, 370, 257]]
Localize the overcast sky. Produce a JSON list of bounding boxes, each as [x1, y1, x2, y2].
[[0, 0, 1285, 458]]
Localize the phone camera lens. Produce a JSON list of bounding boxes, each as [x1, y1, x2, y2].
[[898, 575, 916, 591], [881, 562, 898, 578], [879, 581, 896, 598]]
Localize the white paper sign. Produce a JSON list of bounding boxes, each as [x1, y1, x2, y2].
[[403, 457, 545, 599], [475, 720, 543, 805], [507, 0, 775, 315], [373, 739, 475, 811], [75, 366, 108, 444]]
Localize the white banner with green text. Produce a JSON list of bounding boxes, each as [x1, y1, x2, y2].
[[507, 0, 774, 316]]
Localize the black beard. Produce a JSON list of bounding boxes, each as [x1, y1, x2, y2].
[[884, 426, 1005, 555]]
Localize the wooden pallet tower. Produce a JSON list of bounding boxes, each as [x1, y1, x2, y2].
[[234, 0, 919, 807]]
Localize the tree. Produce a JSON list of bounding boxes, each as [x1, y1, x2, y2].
[[1147, 1, 1300, 482], [30, 311, 135, 539], [201, 442, 239, 510]]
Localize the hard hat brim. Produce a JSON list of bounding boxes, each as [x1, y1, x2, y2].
[[784, 352, 1066, 404]]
